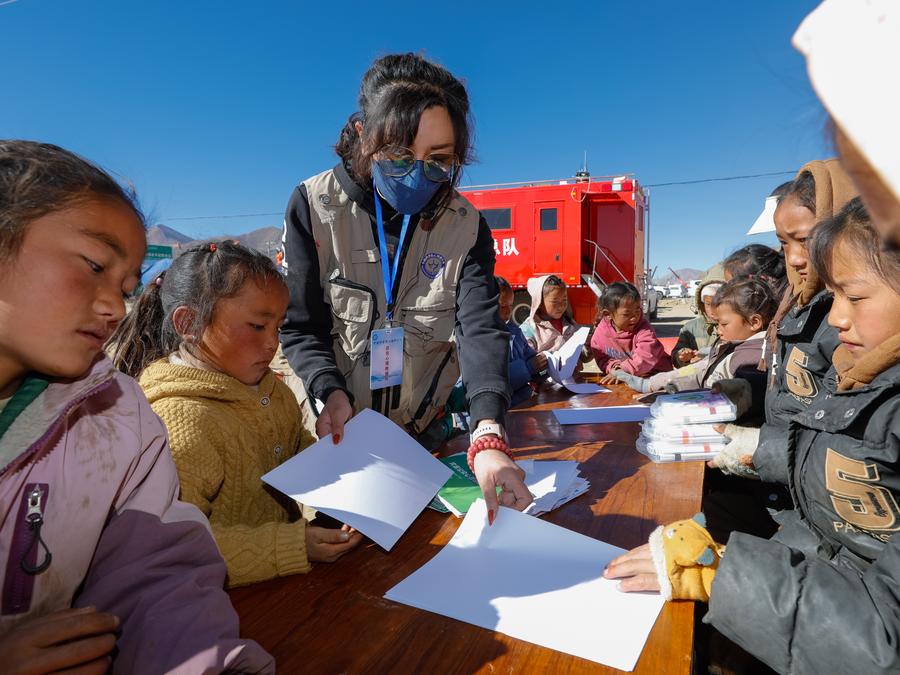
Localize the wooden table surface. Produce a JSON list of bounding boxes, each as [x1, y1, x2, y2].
[[230, 380, 705, 674]]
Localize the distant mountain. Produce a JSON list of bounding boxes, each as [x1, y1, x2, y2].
[[653, 268, 705, 285], [146, 224, 194, 247], [143, 225, 282, 257]]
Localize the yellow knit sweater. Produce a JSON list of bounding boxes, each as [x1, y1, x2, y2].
[[140, 359, 316, 587]]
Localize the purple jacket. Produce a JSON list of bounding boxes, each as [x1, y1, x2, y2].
[[590, 317, 673, 376], [0, 357, 273, 674]]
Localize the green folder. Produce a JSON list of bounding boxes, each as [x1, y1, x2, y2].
[[427, 452, 482, 517]]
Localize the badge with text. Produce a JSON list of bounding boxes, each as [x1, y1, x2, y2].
[[370, 327, 404, 390]]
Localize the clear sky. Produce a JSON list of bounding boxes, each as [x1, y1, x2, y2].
[[1, 0, 830, 270]]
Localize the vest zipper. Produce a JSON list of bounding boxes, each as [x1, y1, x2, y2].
[[410, 348, 455, 431], [2, 482, 51, 615]]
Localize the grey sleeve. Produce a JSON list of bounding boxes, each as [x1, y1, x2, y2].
[[754, 422, 790, 484], [707, 531, 900, 675]]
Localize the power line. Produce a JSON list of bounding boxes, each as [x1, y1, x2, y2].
[[160, 170, 798, 222], [645, 170, 796, 188]]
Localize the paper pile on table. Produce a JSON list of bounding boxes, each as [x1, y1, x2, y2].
[[385, 500, 664, 671], [429, 454, 589, 517], [637, 390, 736, 463]]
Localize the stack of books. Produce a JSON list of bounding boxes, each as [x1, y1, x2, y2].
[[636, 390, 736, 463]]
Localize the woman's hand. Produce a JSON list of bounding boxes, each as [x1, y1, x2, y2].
[[473, 448, 533, 523], [316, 390, 354, 443], [603, 544, 661, 592], [0, 606, 119, 675], [306, 524, 363, 563]]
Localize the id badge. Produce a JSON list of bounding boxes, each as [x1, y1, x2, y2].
[[370, 327, 404, 390]]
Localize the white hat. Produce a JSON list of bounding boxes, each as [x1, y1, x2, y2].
[[793, 0, 900, 206], [746, 195, 779, 235]]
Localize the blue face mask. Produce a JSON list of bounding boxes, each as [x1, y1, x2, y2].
[[372, 160, 442, 215]]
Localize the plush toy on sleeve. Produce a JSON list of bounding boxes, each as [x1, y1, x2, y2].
[[648, 513, 725, 601]]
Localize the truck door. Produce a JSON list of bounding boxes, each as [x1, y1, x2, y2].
[[533, 200, 564, 274]]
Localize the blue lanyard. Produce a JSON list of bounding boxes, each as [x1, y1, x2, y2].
[[373, 186, 411, 322]]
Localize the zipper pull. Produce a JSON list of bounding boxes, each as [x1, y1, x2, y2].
[[21, 487, 52, 575]]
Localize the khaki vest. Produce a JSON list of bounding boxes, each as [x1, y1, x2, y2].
[[303, 169, 480, 434]]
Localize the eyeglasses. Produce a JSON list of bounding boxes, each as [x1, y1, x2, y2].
[[375, 145, 459, 183]]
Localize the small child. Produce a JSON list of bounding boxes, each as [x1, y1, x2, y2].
[[721, 243, 788, 299], [605, 198, 900, 674], [110, 241, 362, 588], [591, 281, 673, 378], [497, 277, 547, 405], [611, 278, 777, 393], [520, 274, 579, 352], [671, 280, 723, 367], [0, 141, 271, 672]]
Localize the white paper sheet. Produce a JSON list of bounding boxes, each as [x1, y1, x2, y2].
[[261, 408, 452, 550], [546, 326, 591, 384], [560, 379, 610, 394], [553, 405, 652, 425], [385, 500, 664, 671]]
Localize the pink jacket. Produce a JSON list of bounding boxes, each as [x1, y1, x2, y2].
[[519, 274, 580, 352], [590, 317, 673, 376], [0, 357, 273, 674]]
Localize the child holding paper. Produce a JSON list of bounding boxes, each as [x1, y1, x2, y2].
[[110, 241, 362, 587], [520, 274, 580, 352], [610, 278, 777, 394], [592, 282, 672, 379], [606, 198, 900, 674]]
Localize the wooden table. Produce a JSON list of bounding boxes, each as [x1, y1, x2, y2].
[[230, 381, 704, 674]]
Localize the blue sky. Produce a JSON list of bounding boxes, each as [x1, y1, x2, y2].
[[2, 0, 829, 270]]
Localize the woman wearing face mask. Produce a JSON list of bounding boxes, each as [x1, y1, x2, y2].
[[280, 53, 532, 520]]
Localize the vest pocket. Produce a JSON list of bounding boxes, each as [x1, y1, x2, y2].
[[326, 276, 377, 358], [398, 289, 457, 345]]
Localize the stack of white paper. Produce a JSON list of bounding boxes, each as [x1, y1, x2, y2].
[[385, 500, 664, 671], [553, 405, 652, 425], [519, 459, 590, 516], [638, 390, 736, 463], [261, 409, 452, 550], [546, 326, 609, 394]]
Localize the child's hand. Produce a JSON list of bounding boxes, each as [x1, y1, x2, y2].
[[676, 348, 698, 365], [603, 544, 660, 592], [306, 524, 363, 563], [317, 390, 354, 444], [0, 606, 119, 675], [528, 352, 548, 373], [605, 359, 622, 374]]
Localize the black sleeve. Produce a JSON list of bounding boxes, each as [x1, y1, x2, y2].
[[456, 215, 511, 425], [279, 185, 352, 405], [671, 330, 698, 367]]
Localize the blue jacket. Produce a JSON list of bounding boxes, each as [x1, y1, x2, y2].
[[508, 322, 540, 406]]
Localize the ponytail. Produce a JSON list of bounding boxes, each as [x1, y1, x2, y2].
[[107, 277, 175, 378]]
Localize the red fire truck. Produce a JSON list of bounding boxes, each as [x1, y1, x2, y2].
[[462, 174, 655, 326]]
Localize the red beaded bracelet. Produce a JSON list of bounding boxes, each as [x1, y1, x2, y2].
[[467, 435, 515, 472]]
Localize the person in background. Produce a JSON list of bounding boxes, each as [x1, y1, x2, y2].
[[591, 281, 672, 379], [671, 280, 722, 368], [519, 274, 580, 353], [497, 277, 546, 406], [0, 140, 272, 673]]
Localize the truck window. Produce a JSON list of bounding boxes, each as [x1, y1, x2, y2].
[[482, 208, 512, 230], [539, 208, 558, 231]]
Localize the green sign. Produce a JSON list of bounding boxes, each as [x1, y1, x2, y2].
[[145, 244, 173, 261]]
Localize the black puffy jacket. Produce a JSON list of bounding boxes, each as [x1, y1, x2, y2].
[[707, 361, 900, 674]]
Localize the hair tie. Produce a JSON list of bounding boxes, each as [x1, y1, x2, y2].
[[210, 243, 217, 253]]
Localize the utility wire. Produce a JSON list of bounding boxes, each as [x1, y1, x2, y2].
[[645, 170, 795, 188], [161, 170, 798, 222]]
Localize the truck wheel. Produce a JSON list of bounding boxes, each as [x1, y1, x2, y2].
[[512, 290, 531, 325]]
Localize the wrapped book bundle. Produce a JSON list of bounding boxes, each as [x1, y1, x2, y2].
[[636, 390, 737, 463]]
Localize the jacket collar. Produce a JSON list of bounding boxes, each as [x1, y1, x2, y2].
[[0, 356, 117, 476]]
